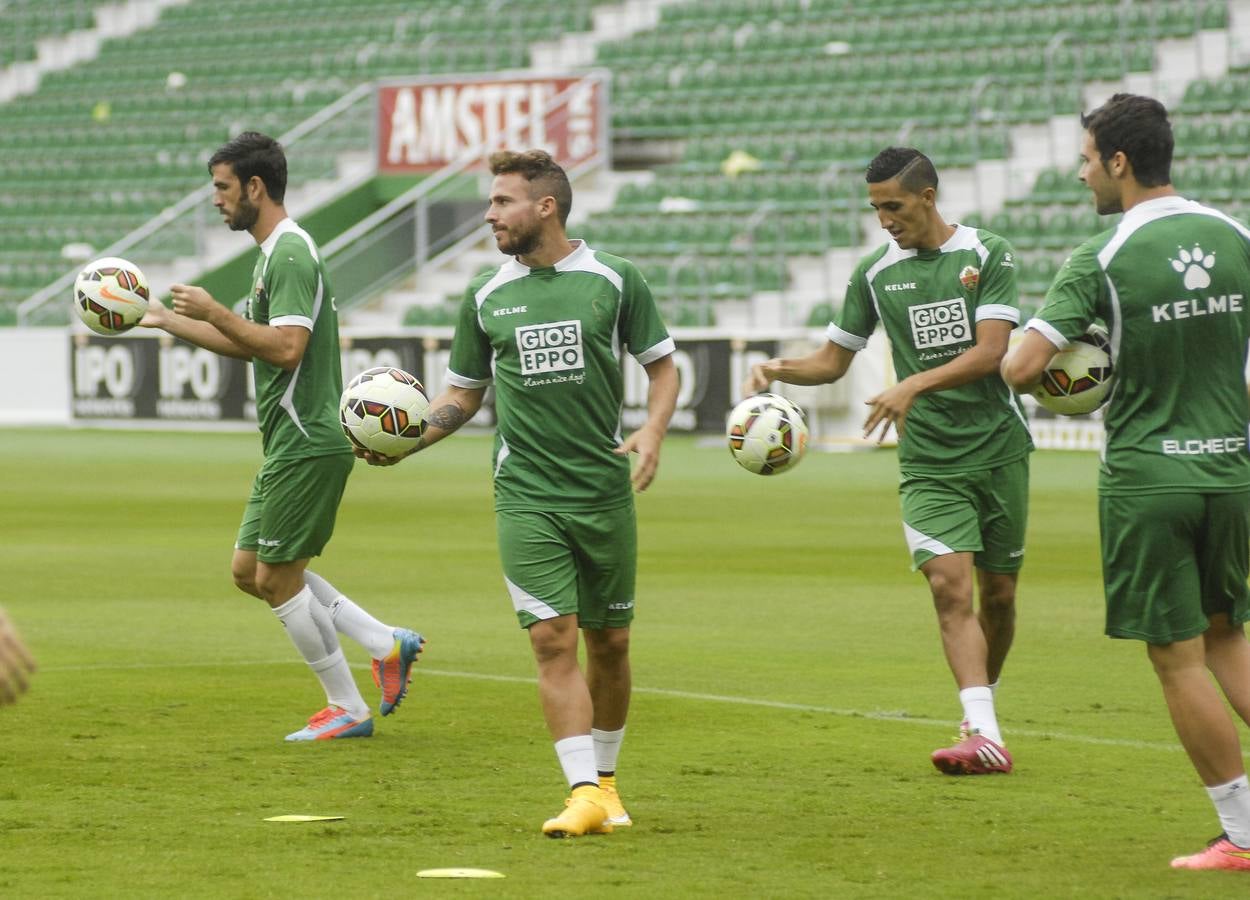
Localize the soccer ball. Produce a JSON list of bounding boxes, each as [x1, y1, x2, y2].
[[726, 393, 810, 475], [339, 367, 430, 458], [1032, 324, 1114, 416], [72, 256, 150, 335]]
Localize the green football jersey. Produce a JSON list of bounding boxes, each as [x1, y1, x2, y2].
[[1028, 195, 1250, 495], [831, 224, 1032, 473], [244, 218, 351, 460], [447, 241, 674, 511]]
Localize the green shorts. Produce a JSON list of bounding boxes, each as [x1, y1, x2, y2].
[[496, 503, 637, 630], [1100, 490, 1250, 644], [236, 453, 354, 564], [899, 456, 1029, 573]]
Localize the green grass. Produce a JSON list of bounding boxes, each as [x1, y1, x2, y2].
[[1, 429, 1245, 897]]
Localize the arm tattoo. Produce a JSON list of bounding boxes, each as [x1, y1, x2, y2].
[[426, 402, 469, 432]]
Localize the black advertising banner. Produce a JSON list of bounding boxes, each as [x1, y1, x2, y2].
[[621, 336, 783, 433], [72, 333, 248, 422], [70, 332, 787, 433]]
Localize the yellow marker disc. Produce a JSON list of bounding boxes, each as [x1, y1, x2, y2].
[[416, 868, 505, 879], [263, 815, 345, 822]]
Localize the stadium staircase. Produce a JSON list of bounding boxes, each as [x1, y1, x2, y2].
[[1, 0, 630, 325], [377, 0, 1250, 330], [6, 0, 1250, 330]]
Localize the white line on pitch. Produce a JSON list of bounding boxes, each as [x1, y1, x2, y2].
[[36, 658, 1182, 752]]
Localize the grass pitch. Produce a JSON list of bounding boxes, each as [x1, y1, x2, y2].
[[1, 428, 1245, 898]]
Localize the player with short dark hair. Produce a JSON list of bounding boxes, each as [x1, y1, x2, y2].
[[361, 148, 679, 837], [1003, 93, 1250, 872], [208, 131, 290, 207], [140, 132, 424, 741], [746, 147, 1031, 774]]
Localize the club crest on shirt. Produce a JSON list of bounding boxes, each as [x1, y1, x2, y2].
[[959, 265, 980, 291], [247, 279, 267, 322]]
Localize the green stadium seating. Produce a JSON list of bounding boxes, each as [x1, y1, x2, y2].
[[0, 0, 600, 317], [6, 0, 1248, 327]]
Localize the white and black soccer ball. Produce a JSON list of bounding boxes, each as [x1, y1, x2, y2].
[[726, 392, 810, 475], [1032, 324, 1114, 416], [72, 256, 150, 335], [339, 366, 430, 458]]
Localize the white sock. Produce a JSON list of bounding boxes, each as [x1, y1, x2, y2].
[[592, 726, 626, 776], [1206, 775, 1250, 848], [309, 648, 370, 720], [273, 587, 368, 719], [304, 570, 395, 659], [989, 679, 1000, 696], [959, 685, 1003, 744], [554, 734, 598, 789]]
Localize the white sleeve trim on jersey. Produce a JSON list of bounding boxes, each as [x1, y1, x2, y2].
[[826, 322, 868, 351], [269, 314, 314, 331], [1024, 317, 1069, 350], [444, 368, 492, 389], [975, 304, 1020, 324], [634, 336, 675, 365]]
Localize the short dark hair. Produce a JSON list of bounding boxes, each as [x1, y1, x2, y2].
[[488, 149, 572, 225], [865, 147, 939, 193], [208, 132, 288, 203], [1080, 93, 1173, 188]]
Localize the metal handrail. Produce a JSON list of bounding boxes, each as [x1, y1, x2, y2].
[[320, 71, 610, 310], [16, 81, 376, 324], [323, 73, 607, 260]]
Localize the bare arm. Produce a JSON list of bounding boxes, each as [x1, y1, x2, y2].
[[743, 340, 856, 394], [1001, 328, 1062, 393], [358, 383, 486, 466], [170, 284, 308, 369], [862, 318, 1014, 442], [139, 296, 252, 359], [139, 284, 309, 368], [614, 353, 679, 492]]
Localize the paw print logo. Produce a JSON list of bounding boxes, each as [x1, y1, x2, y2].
[[1170, 245, 1216, 291]]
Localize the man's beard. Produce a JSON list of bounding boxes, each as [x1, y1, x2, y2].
[[228, 197, 260, 232], [499, 221, 541, 257]]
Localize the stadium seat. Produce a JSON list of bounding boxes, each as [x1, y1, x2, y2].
[[1, 0, 604, 317]]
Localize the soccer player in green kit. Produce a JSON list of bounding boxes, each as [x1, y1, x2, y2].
[[1003, 93, 1250, 872], [140, 132, 424, 741], [361, 149, 679, 837], [745, 147, 1031, 775]]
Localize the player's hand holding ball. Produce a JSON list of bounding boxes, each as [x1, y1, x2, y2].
[[341, 367, 430, 464]]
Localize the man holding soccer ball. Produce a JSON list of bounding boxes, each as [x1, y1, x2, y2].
[[139, 132, 425, 741], [1003, 93, 1250, 872], [746, 147, 1031, 776], [360, 149, 679, 838]]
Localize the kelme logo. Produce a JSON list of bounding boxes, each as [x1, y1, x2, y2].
[[1170, 245, 1215, 290]]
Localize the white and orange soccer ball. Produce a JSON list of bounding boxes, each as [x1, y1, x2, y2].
[[1031, 324, 1114, 416], [339, 366, 430, 458], [726, 393, 809, 475], [72, 256, 150, 335]]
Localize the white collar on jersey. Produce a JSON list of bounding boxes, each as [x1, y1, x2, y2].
[[1119, 194, 1191, 228], [506, 239, 589, 273], [258, 217, 298, 258]]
